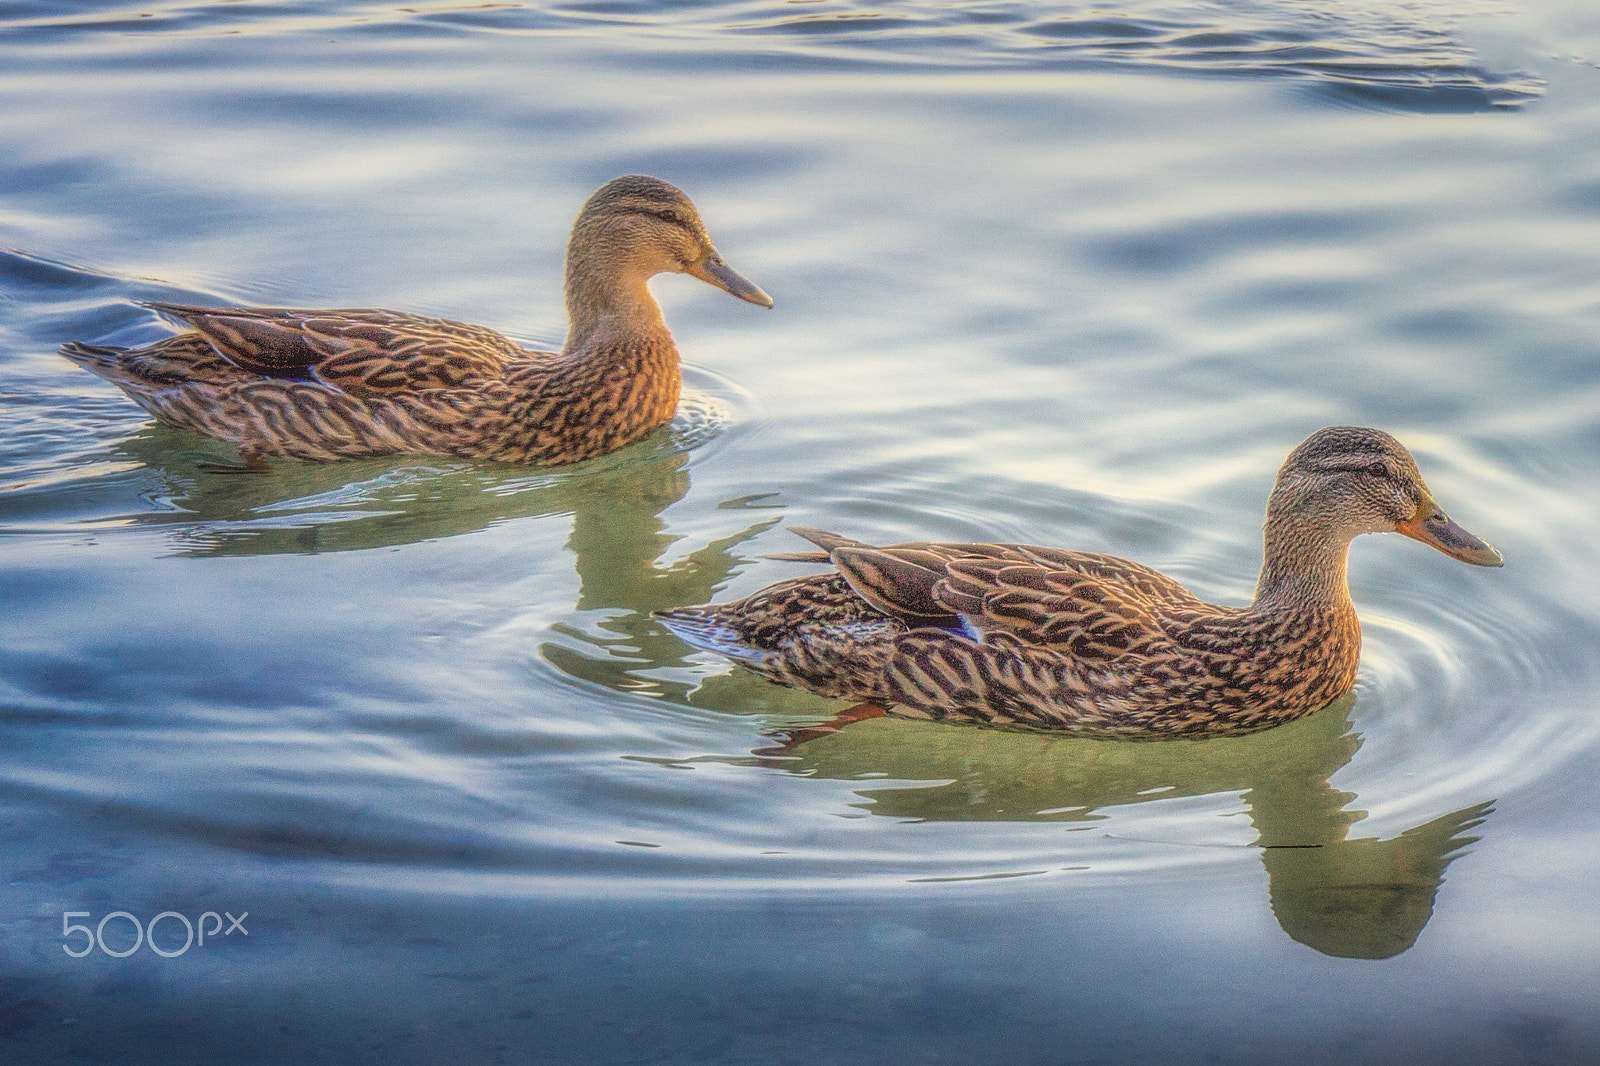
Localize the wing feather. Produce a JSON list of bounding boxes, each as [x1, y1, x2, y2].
[[760, 529, 1212, 664], [831, 547, 953, 624], [144, 303, 538, 396]]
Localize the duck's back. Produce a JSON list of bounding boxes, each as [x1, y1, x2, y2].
[[139, 304, 536, 393], [57, 305, 639, 464]]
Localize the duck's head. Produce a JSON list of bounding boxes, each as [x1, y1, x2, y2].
[[568, 175, 773, 308], [1268, 426, 1503, 567]]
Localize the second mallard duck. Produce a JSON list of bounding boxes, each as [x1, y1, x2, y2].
[[60, 175, 772, 468], [656, 427, 1503, 738]]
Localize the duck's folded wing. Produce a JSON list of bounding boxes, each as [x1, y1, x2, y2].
[[826, 540, 1055, 627], [1009, 546, 1211, 612], [830, 546, 961, 624], [145, 303, 531, 395], [934, 556, 1179, 662], [773, 533, 1203, 662]]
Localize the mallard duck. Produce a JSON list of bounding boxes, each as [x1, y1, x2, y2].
[[655, 427, 1503, 738], [60, 175, 772, 468]]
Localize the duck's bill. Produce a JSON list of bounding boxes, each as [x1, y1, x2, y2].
[[1397, 505, 1504, 567], [688, 251, 773, 308]]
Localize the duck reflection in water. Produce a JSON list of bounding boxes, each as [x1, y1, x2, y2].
[[751, 694, 1492, 960], [102, 399, 771, 562], [93, 411, 780, 699], [537, 472, 782, 699]]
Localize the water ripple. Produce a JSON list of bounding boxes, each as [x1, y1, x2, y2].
[[2, 0, 1543, 111], [717, 1, 1542, 109]]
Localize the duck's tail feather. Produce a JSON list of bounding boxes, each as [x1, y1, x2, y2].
[[59, 341, 151, 388], [653, 608, 775, 666], [59, 340, 130, 369], [762, 526, 874, 562], [787, 526, 872, 552]]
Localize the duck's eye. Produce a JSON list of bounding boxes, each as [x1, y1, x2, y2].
[[653, 209, 682, 225], [1321, 461, 1389, 479]]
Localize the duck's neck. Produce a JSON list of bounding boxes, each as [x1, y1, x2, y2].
[[1249, 510, 1357, 620], [561, 221, 677, 358], [563, 272, 673, 355]]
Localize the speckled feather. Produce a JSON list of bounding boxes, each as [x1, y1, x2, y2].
[[656, 428, 1503, 738], [60, 175, 771, 466]]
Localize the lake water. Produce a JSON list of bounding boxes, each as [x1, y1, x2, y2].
[[3, 0, 1600, 1062]]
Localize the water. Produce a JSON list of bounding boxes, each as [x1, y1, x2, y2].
[[2, 0, 1599, 1061]]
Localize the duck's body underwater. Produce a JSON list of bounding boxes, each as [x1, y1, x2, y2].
[[655, 427, 1503, 738], [60, 175, 772, 468]]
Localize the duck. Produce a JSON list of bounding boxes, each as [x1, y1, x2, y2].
[[654, 427, 1504, 738], [59, 175, 773, 469]]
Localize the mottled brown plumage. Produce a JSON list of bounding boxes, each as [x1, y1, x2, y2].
[[656, 428, 1504, 738], [60, 175, 772, 466]]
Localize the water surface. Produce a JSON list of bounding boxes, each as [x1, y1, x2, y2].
[[3, 0, 1600, 1062]]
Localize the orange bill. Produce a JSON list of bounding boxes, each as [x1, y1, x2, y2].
[[1397, 497, 1503, 567], [686, 250, 773, 308]]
